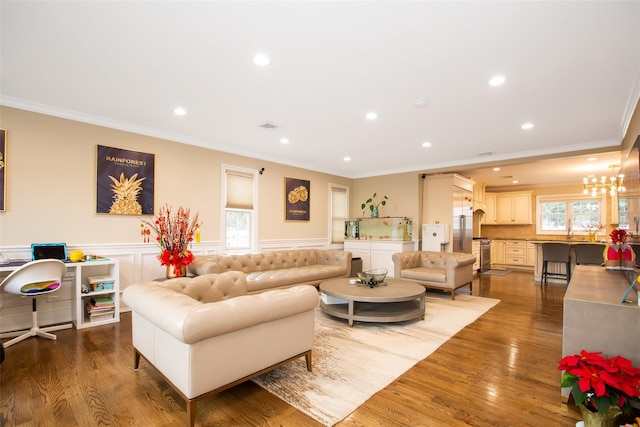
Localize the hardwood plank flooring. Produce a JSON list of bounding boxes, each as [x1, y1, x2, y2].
[[0, 271, 619, 426]]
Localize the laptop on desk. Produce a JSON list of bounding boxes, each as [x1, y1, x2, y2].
[[31, 243, 68, 262]]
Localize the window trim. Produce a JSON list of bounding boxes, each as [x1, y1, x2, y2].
[[221, 164, 259, 253], [536, 193, 606, 236]]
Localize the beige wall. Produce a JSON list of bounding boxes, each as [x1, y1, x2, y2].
[[0, 107, 353, 246], [351, 172, 421, 223]]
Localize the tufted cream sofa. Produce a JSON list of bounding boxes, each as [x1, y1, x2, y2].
[[122, 271, 319, 426], [392, 251, 476, 300], [188, 249, 352, 293]]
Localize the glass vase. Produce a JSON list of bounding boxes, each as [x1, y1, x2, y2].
[[371, 207, 379, 218], [578, 404, 621, 427]]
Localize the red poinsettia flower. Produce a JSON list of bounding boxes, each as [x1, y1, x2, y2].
[[558, 349, 640, 414]]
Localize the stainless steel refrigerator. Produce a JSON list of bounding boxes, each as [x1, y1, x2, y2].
[[452, 186, 473, 253]]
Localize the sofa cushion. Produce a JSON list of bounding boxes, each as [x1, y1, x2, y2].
[[247, 264, 347, 292], [401, 267, 446, 283]]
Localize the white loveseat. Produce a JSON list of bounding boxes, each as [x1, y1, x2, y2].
[[392, 251, 476, 300], [122, 271, 319, 426]]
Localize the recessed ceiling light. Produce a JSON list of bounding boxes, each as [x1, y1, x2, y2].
[[344, 156, 351, 162], [280, 138, 289, 144], [512, 180, 519, 184], [521, 122, 534, 130], [422, 141, 432, 148], [587, 157, 598, 161], [173, 107, 186, 116], [489, 75, 506, 86], [415, 99, 427, 109], [253, 53, 270, 66], [366, 112, 378, 121], [493, 167, 501, 172]]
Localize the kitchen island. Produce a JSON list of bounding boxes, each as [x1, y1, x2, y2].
[[561, 265, 640, 402]]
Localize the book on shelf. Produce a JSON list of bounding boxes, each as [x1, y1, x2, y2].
[[86, 310, 114, 322], [86, 301, 115, 313], [90, 296, 114, 306]]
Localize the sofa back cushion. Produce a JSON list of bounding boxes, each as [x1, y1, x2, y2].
[[420, 252, 448, 269], [161, 271, 247, 303]]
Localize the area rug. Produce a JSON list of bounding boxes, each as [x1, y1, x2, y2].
[[253, 293, 500, 426], [479, 268, 512, 276]]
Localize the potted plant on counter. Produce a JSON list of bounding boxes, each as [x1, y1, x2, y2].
[[361, 193, 388, 218]]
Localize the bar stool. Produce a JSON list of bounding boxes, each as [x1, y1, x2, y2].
[[574, 244, 606, 266], [541, 243, 572, 285]]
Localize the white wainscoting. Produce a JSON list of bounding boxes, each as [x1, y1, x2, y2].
[[0, 239, 340, 333]]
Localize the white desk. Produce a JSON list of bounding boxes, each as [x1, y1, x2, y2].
[[0, 259, 120, 330]]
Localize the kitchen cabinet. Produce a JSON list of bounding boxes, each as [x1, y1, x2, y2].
[[491, 240, 505, 265], [482, 193, 497, 224], [504, 240, 526, 266], [494, 191, 533, 225], [344, 240, 415, 278], [472, 240, 480, 273], [526, 241, 537, 266]]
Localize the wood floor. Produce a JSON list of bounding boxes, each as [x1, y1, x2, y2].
[[0, 272, 599, 426]]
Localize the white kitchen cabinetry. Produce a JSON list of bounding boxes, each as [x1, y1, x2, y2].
[[344, 240, 415, 278], [491, 240, 505, 265], [483, 193, 497, 224], [472, 240, 480, 273], [494, 191, 533, 225], [504, 240, 526, 266], [526, 241, 537, 267]]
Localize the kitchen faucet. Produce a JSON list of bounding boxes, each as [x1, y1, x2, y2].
[[567, 219, 574, 239]]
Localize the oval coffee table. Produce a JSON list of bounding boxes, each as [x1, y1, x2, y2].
[[319, 277, 425, 327]]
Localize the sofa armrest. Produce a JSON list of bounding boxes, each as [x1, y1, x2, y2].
[[123, 282, 319, 344], [392, 252, 422, 277], [188, 255, 223, 275]]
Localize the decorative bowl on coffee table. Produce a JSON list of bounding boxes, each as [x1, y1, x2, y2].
[[357, 268, 387, 287]]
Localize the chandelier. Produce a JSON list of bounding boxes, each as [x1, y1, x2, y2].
[[582, 166, 625, 197]]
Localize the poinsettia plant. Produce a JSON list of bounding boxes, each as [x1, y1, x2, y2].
[[558, 350, 640, 414], [141, 205, 201, 275]]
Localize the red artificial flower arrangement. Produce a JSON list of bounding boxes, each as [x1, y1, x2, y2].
[[610, 228, 629, 245], [558, 350, 640, 414], [141, 205, 201, 276]]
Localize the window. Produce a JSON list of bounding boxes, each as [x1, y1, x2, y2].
[[329, 184, 349, 244], [222, 166, 258, 252], [618, 197, 629, 230], [537, 194, 605, 236]]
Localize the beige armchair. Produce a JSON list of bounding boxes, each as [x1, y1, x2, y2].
[[392, 251, 476, 300]]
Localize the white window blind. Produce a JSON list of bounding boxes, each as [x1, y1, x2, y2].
[[330, 185, 349, 243], [226, 172, 253, 210]]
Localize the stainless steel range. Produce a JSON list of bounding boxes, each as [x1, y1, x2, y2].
[[479, 239, 491, 272]]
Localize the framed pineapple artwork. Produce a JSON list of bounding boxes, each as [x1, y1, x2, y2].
[[0, 129, 5, 212], [96, 145, 155, 215]]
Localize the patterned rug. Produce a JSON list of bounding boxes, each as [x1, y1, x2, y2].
[[253, 293, 500, 426]]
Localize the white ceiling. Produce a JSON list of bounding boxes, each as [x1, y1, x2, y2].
[[1, 1, 640, 187]]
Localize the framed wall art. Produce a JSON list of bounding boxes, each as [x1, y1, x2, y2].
[[0, 129, 5, 212], [96, 145, 155, 215], [285, 177, 310, 221]]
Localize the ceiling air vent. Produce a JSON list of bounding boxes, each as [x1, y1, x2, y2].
[[258, 121, 279, 130]]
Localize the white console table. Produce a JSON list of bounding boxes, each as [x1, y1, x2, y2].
[[344, 240, 416, 277], [0, 259, 120, 331]]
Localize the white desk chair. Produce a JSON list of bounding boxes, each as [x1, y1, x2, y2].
[[0, 259, 71, 348]]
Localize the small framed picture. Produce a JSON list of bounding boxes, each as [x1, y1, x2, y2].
[[285, 177, 310, 221]]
